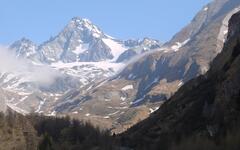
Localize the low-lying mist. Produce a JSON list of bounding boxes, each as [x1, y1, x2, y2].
[[0, 46, 60, 86]]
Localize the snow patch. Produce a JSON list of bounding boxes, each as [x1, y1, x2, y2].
[[108, 111, 120, 116], [120, 96, 126, 101], [51, 61, 124, 73], [149, 107, 159, 113], [178, 81, 183, 87], [13, 96, 28, 106], [72, 111, 78, 114], [73, 44, 89, 55], [47, 111, 56, 116], [103, 116, 110, 119], [121, 85, 133, 91], [104, 99, 111, 102], [35, 98, 46, 113], [102, 38, 127, 61], [131, 97, 145, 105], [85, 113, 91, 117], [223, 30, 228, 35], [171, 39, 190, 52]]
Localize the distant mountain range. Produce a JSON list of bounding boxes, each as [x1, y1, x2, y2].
[[11, 17, 161, 64], [0, 17, 161, 117]]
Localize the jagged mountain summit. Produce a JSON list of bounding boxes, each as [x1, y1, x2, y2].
[[10, 17, 161, 64], [0, 17, 161, 117], [10, 38, 39, 61], [40, 17, 122, 63]]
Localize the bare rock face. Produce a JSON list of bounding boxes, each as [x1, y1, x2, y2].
[[120, 10, 240, 150], [10, 38, 42, 63], [39, 17, 114, 63], [97, 0, 240, 106], [36, 17, 160, 63], [78, 38, 113, 62]]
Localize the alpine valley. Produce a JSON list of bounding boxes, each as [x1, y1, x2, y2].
[[2, 0, 240, 150], [1, 0, 240, 134]]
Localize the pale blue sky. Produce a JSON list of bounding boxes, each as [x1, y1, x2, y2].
[[0, 0, 210, 44]]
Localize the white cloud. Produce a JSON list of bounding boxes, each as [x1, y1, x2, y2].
[[0, 46, 60, 86]]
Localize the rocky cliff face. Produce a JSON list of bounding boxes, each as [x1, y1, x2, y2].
[[118, 0, 240, 104], [120, 10, 240, 149], [39, 17, 114, 63], [88, 0, 240, 107], [10, 17, 160, 65], [12, 17, 160, 64], [10, 38, 41, 63]]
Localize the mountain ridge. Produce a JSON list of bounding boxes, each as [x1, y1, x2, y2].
[[0, 16, 161, 121], [120, 10, 240, 149]]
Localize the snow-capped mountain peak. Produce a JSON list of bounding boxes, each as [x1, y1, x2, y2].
[[39, 17, 121, 63], [9, 17, 161, 67], [10, 37, 38, 59], [4, 17, 161, 117], [70, 17, 104, 38]]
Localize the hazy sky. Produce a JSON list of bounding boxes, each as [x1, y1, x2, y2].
[[0, 0, 210, 44]]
